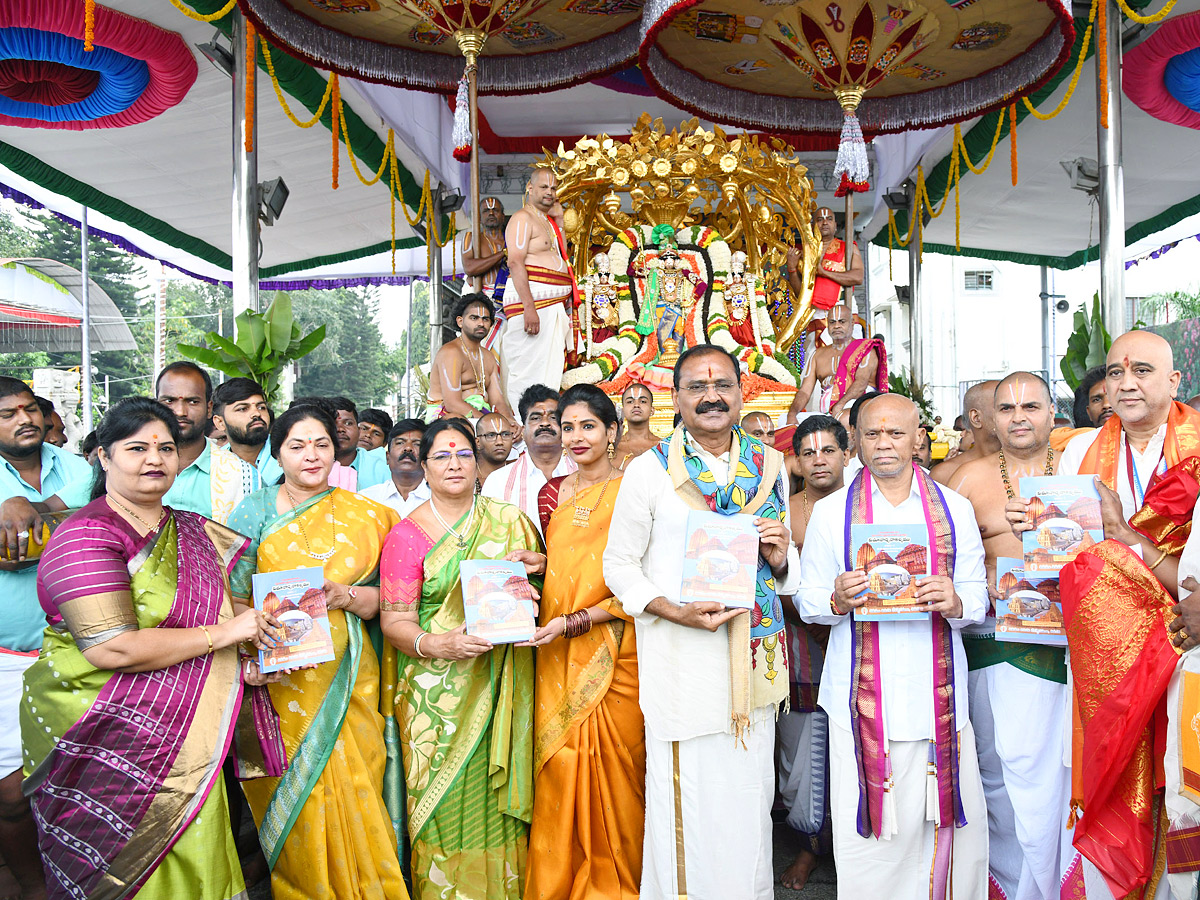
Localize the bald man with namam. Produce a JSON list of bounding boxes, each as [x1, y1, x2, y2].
[[948, 372, 1075, 900], [933, 379, 1001, 486], [1032, 330, 1200, 900], [613, 382, 659, 466]]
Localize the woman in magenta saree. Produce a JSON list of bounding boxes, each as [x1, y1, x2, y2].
[[20, 398, 279, 900]]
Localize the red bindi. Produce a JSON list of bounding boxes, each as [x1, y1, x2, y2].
[[449, 441, 456, 448]]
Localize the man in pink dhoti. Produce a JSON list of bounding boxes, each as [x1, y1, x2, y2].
[[787, 304, 887, 422]]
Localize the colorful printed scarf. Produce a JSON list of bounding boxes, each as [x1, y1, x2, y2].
[[653, 426, 789, 735], [844, 464, 966, 872]]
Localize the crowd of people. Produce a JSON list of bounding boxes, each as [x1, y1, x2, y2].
[[0, 290, 1199, 900]]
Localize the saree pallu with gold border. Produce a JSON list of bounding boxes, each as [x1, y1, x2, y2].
[[227, 486, 405, 900], [525, 479, 645, 900], [396, 497, 539, 900], [1061, 456, 1200, 899], [21, 506, 251, 900]]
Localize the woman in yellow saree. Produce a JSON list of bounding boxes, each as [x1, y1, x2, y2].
[[380, 418, 541, 900], [525, 384, 645, 900], [227, 404, 406, 900]]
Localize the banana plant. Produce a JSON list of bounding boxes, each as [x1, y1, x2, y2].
[[177, 291, 325, 405], [1059, 292, 1111, 391]]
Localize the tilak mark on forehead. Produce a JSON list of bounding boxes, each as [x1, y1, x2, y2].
[[805, 433, 822, 453]]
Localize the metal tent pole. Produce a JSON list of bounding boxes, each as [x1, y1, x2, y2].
[[1097, 0, 1126, 334], [405, 283, 414, 417], [80, 207, 93, 433], [1040, 265, 1052, 383], [906, 182, 923, 385], [429, 231, 444, 355], [232, 11, 260, 317]]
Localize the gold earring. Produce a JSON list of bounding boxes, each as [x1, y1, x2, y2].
[[607, 440, 615, 459]]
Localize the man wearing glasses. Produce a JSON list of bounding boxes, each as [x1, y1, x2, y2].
[[360, 419, 430, 517], [474, 413, 516, 485], [604, 345, 799, 899]]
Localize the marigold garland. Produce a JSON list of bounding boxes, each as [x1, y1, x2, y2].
[[245, 19, 256, 153], [261, 39, 335, 128], [1113, 0, 1177, 24], [1097, 0, 1108, 129], [330, 74, 340, 190], [84, 0, 95, 52], [1022, 0, 1097, 121], [168, 0, 239, 22]]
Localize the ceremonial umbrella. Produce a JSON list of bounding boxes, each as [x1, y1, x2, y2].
[[638, 0, 1075, 235], [240, 0, 644, 265]]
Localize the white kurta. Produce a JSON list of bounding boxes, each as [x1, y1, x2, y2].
[[603, 442, 801, 899], [795, 474, 989, 898], [480, 451, 575, 535]]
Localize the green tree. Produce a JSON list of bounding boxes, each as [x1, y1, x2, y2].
[[292, 287, 400, 406]]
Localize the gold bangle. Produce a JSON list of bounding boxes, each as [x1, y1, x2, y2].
[[199, 625, 214, 655], [1148, 548, 1169, 571]]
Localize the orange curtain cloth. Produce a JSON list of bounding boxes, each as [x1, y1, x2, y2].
[[525, 480, 646, 900]]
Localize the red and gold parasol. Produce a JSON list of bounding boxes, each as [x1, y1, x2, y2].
[[639, 0, 1074, 196]]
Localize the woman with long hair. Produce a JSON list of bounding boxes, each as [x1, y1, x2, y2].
[[21, 397, 278, 900], [227, 404, 407, 900], [379, 418, 542, 900], [524, 384, 645, 899]]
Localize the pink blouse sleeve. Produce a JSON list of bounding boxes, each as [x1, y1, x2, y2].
[[37, 520, 137, 649], [380, 519, 435, 611]]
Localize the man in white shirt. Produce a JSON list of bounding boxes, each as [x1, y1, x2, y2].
[[360, 419, 430, 517], [604, 345, 800, 900], [481, 384, 575, 531], [797, 393, 989, 898]]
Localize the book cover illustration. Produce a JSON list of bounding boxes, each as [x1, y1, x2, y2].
[[994, 557, 1066, 646], [850, 524, 930, 621], [254, 566, 335, 674], [679, 510, 760, 610], [1020, 475, 1103, 574], [460, 560, 537, 644]]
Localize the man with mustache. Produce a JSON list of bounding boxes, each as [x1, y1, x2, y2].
[[949, 372, 1074, 900], [361, 419, 429, 517], [777, 414, 848, 892], [426, 293, 517, 428], [462, 197, 509, 349], [1074, 365, 1114, 428], [482, 384, 576, 534], [604, 345, 799, 899], [474, 412, 516, 485], [0, 375, 91, 900], [797, 393, 989, 897]]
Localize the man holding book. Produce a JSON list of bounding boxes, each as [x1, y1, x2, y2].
[[778, 414, 848, 891], [603, 345, 799, 900], [796, 392, 989, 898], [1016, 331, 1200, 900], [949, 372, 1074, 900]]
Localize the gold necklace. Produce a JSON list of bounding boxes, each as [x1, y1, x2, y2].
[[998, 447, 1055, 499], [284, 484, 337, 561], [459, 335, 485, 385], [430, 495, 476, 548], [108, 495, 160, 532], [800, 489, 811, 526], [568, 466, 616, 527]]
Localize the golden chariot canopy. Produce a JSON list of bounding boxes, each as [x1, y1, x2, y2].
[[551, 115, 827, 399]]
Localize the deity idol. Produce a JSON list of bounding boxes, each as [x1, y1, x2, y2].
[[634, 229, 706, 368], [584, 251, 620, 347]]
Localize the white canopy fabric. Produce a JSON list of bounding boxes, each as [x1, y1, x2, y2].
[[0, 258, 136, 352], [862, 0, 1200, 269]]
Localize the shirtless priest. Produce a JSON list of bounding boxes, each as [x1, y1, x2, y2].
[[502, 167, 574, 411], [613, 382, 659, 467], [786, 303, 885, 421], [426, 293, 517, 428], [947, 372, 1075, 900]]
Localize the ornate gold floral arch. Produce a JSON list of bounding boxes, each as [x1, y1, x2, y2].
[[541, 114, 824, 352]]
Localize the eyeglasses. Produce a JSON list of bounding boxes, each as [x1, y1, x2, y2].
[[427, 450, 476, 464], [680, 380, 738, 397], [478, 431, 514, 441]]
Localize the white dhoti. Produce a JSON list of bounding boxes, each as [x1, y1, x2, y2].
[[499, 284, 570, 412], [0, 651, 38, 776], [969, 665, 1074, 900], [829, 719, 989, 900], [642, 718, 775, 900], [776, 707, 831, 851]]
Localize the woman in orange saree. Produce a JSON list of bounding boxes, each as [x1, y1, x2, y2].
[[525, 385, 645, 900]]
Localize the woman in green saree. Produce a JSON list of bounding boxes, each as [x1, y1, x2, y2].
[[380, 418, 542, 900], [227, 404, 406, 900]]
